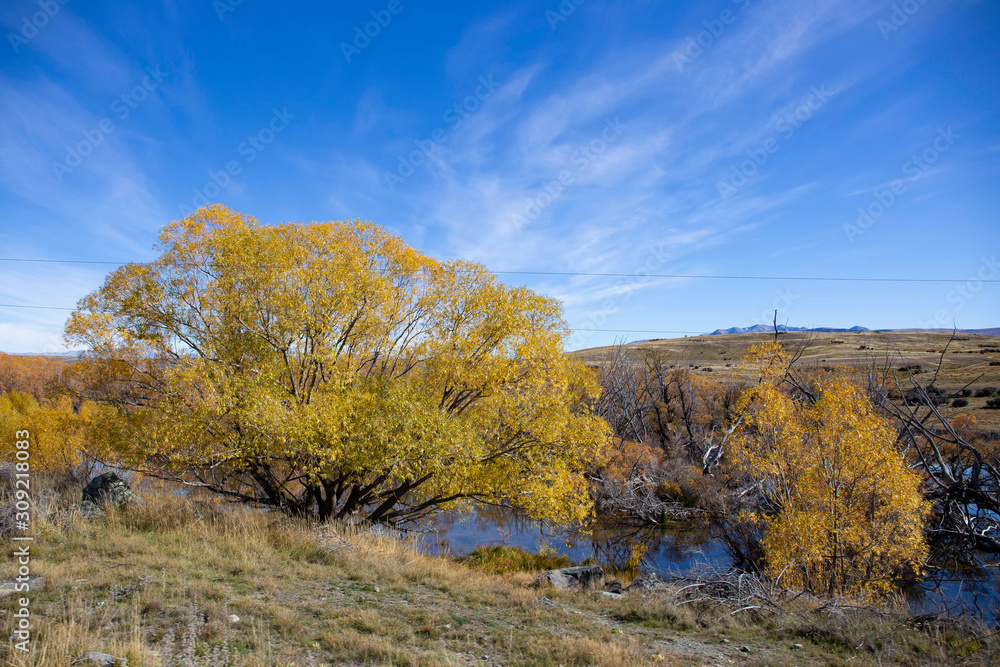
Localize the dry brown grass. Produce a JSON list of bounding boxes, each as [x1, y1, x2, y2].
[[0, 482, 996, 666], [573, 331, 1000, 428]]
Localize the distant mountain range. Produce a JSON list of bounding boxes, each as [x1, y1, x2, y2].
[[709, 325, 1000, 336]]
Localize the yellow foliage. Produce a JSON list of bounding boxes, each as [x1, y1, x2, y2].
[[66, 205, 611, 524], [0, 391, 96, 474], [0, 353, 71, 400], [656, 480, 683, 500], [601, 438, 663, 485], [950, 413, 978, 441], [739, 340, 789, 385], [730, 375, 929, 599]]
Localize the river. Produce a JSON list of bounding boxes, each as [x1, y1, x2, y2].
[[415, 507, 1000, 625]]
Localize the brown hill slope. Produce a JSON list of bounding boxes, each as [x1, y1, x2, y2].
[[572, 331, 1000, 428]]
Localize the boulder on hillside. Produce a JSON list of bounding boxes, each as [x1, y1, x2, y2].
[[534, 564, 605, 590], [81, 472, 140, 508], [626, 573, 670, 593]]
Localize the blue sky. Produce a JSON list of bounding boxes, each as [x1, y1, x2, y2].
[[0, 0, 998, 353]]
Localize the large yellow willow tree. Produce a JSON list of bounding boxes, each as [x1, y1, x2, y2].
[[730, 342, 929, 598], [66, 206, 609, 525]]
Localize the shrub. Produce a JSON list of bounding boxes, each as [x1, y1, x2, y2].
[[986, 398, 1000, 410], [960, 389, 973, 397], [656, 480, 683, 501], [456, 545, 573, 574], [729, 376, 929, 599], [952, 398, 969, 408], [990, 361, 1000, 366], [976, 387, 998, 398]]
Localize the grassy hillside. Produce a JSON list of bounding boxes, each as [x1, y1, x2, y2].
[[572, 331, 1000, 428], [1, 482, 996, 666]]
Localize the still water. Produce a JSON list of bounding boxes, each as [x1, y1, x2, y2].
[[415, 507, 1000, 625]]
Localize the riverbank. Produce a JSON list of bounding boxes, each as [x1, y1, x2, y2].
[[2, 487, 996, 666]]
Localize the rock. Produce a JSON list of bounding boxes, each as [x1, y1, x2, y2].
[[77, 501, 107, 520], [625, 573, 669, 593], [81, 473, 140, 508], [740, 645, 750, 653], [228, 614, 241, 623], [0, 577, 45, 598], [597, 590, 623, 598], [603, 580, 624, 594], [73, 652, 127, 666], [792, 643, 803, 649], [534, 565, 605, 590]]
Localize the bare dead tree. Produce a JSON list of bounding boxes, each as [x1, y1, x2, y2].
[[865, 331, 1000, 555], [592, 340, 651, 445]]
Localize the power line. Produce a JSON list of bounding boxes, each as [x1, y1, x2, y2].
[[0, 257, 995, 284], [0, 258, 125, 265], [0, 304, 74, 310]]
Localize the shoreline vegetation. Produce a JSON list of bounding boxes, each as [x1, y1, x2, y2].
[[2, 478, 997, 666]]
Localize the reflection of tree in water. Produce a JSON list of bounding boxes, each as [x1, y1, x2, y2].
[[430, 504, 541, 537], [911, 550, 1000, 624], [427, 505, 725, 576], [585, 519, 720, 575]]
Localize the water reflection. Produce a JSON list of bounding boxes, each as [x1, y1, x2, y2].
[[415, 506, 1000, 625], [910, 560, 1000, 625], [417, 506, 730, 577]]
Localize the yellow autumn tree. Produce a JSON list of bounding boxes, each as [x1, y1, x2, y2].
[[730, 344, 928, 598], [66, 205, 610, 525], [0, 391, 98, 475]]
